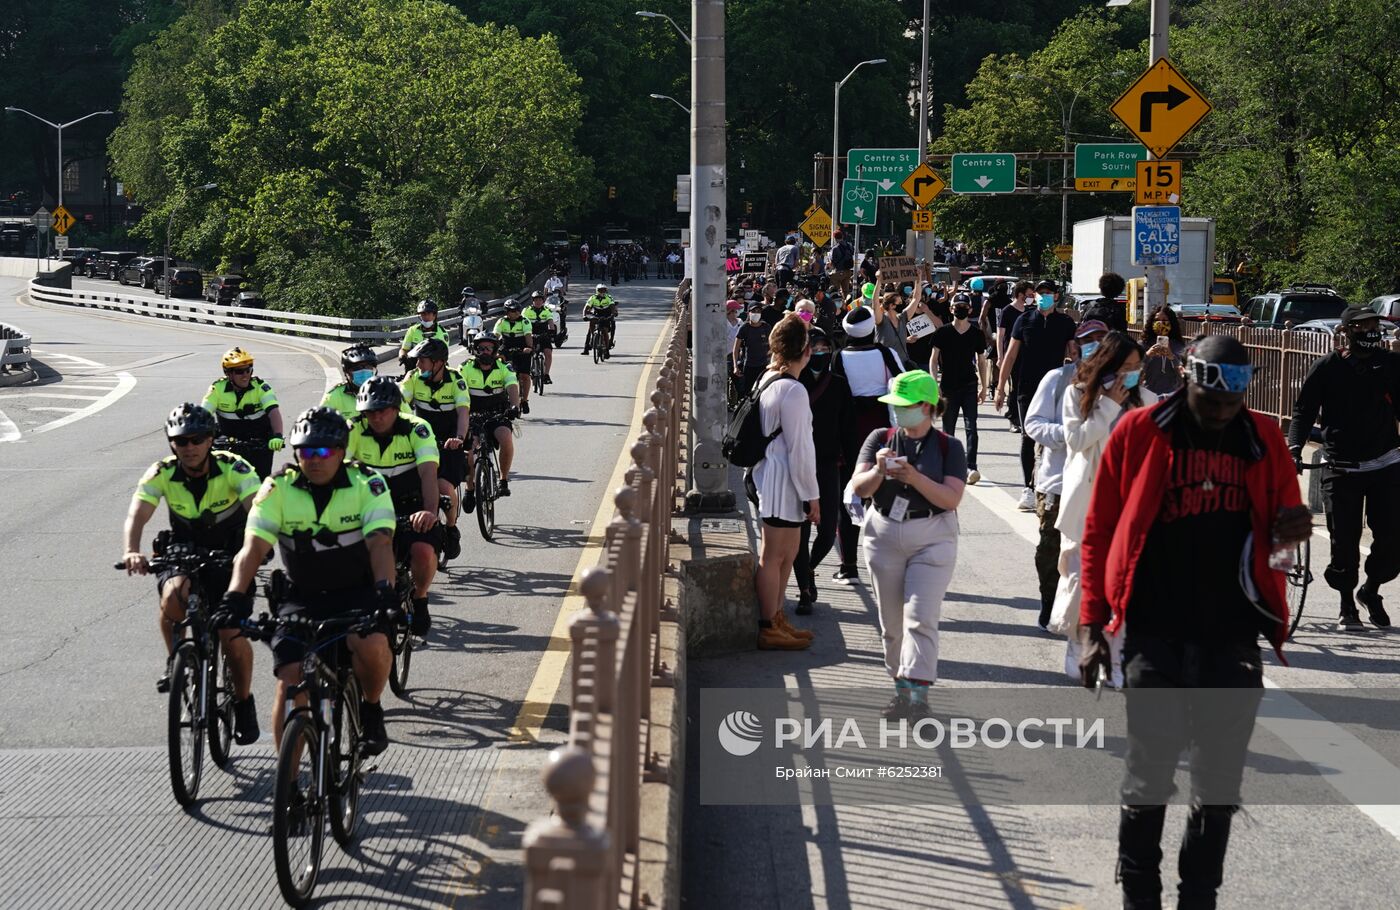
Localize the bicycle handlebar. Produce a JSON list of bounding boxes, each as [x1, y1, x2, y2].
[[237, 608, 399, 643], [114, 546, 234, 573]]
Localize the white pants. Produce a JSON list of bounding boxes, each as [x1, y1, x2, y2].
[[861, 510, 959, 682], [1050, 542, 1125, 688]]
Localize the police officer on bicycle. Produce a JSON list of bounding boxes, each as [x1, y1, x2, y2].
[[1289, 305, 1400, 630], [399, 299, 450, 374], [582, 284, 617, 357], [400, 337, 469, 548], [462, 333, 521, 497], [522, 290, 556, 384], [202, 347, 284, 478], [218, 407, 397, 754], [322, 343, 382, 421], [496, 299, 535, 414], [346, 377, 442, 637], [123, 403, 262, 744]]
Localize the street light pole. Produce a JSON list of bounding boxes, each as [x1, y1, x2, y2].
[[830, 58, 887, 224], [4, 108, 114, 210], [915, 0, 930, 265], [635, 10, 691, 45], [685, 0, 733, 512], [165, 183, 217, 299], [649, 93, 691, 115]]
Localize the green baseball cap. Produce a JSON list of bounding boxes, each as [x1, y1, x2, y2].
[[878, 370, 940, 407], [861, 281, 876, 300]]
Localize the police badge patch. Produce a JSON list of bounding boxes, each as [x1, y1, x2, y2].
[[368, 475, 388, 497]]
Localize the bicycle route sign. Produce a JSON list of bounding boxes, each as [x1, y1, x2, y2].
[[847, 148, 918, 196], [839, 178, 880, 226]]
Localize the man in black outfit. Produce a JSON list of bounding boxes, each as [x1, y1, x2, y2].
[[930, 293, 986, 484], [793, 327, 851, 614], [1082, 271, 1129, 332], [731, 304, 771, 398], [1288, 305, 1399, 630]]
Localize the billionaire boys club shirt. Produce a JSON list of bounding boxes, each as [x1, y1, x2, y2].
[[1128, 414, 1265, 643]]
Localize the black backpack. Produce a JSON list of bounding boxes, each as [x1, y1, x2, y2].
[[722, 374, 796, 468]]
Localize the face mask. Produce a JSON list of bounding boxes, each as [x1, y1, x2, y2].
[[421, 317, 435, 327], [953, 306, 971, 320], [1036, 293, 1055, 312], [797, 310, 814, 323], [1152, 322, 1170, 336], [901, 285, 913, 297], [807, 351, 831, 373], [1078, 340, 1100, 359], [1121, 369, 1142, 390], [419, 368, 435, 380], [894, 405, 928, 428], [749, 313, 761, 324], [1357, 328, 1384, 348], [350, 368, 374, 386], [476, 354, 496, 367]]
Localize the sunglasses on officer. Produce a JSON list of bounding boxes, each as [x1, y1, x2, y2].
[[297, 446, 338, 460], [224, 366, 252, 376], [171, 435, 212, 448]]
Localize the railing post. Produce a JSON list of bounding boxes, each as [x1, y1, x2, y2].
[[523, 746, 609, 910]]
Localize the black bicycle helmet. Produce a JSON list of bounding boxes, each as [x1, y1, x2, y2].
[[474, 332, 501, 351], [340, 343, 376, 371], [287, 407, 350, 448], [356, 375, 403, 412], [416, 298, 438, 315], [165, 402, 218, 439], [531, 290, 544, 300], [408, 337, 450, 361], [504, 298, 522, 312]]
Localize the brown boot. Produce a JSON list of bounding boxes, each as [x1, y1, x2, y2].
[[773, 609, 814, 641], [758, 623, 810, 650]]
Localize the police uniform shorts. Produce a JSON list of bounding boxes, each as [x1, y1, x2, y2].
[[156, 559, 233, 601], [509, 351, 533, 375], [270, 587, 381, 672], [393, 519, 442, 562], [437, 445, 467, 486], [475, 413, 513, 440]]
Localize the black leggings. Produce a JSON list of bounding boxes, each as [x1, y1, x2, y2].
[[940, 384, 979, 470], [795, 459, 842, 594], [1015, 392, 1035, 488]]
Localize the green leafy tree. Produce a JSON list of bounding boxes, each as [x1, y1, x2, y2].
[[109, 0, 591, 315]]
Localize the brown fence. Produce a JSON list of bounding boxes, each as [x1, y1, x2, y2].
[[522, 284, 690, 910], [1186, 323, 1335, 425]]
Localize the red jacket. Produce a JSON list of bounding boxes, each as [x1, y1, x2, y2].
[[1079, 394, 1302, 660]]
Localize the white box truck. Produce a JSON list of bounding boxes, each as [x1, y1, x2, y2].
[[1070, 215, 1215, 307]]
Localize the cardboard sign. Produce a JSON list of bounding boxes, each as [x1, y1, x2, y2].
[[906, 313, 937, 340], [743, 252, 769, 273], [879, 255, 917, 284]]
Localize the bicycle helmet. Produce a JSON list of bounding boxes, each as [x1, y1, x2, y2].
[[416, 298, 438, 315], [474, 332, 501, 351], [287, 407, 350, 448], [595, 283, 607, 293], [165, 402, 218, 438], [355, 375, 403, 412], [340, 343, 376, 371], [221, 346, 254, 370], [504, 299, 522, 312], [408, 337, 450, 361], [531, 290, 544, 300]]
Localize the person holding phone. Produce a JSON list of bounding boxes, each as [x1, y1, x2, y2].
[[850, 370, 967, 721], [1142, 305, 1187, 396]]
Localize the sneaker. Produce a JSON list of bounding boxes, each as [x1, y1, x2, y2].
[[880, 692, 910, 720], [773, 610, 813, 642], [1337, 609, 1368, 632], [360, 701, 389, 756], [795, 588, 815, 616], [155, 673, 171, 694], [1357, 586, 1391, 629], [461, 487, 476, 514], [544, 374, 553, 384], [907, 700, 934, 723], [410, 596, 431, 636], [443, 524, 461, 560], [1017, 487, 1037, 512], [967, 468, 981, 485], [233, 695, 260, 745], [498, 481, 511, 498], [580, 347, 590, 355], [758, 624, 810, 650], [521, 401, 530, 415], [832, 565, 859, 586]]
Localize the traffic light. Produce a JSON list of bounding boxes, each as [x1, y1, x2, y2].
[[608, 186, 617, 199]]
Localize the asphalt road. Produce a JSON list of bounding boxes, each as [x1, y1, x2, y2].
[[0, 272, 680, 908]]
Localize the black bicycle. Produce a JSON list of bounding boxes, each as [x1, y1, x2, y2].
[[214, 434, 273, 478], [587, 311, 615, 363], [1285, 461, 1325, 639], [530, 342, 548, 396], [114, 545, 237, 807], [241, 604, 389, 908], [468, 413, 504, 541], [388, 494, 450, 697]]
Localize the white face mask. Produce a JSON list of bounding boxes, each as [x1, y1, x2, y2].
[[894, 405, 928, 428], [748, 313, 761, 324]]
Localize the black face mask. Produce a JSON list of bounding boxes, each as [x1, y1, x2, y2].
[[953, 306, 971, 320], [807, 351, 832, 374], [476, 354, 497, 368], [1357, 328, 1384, 348]]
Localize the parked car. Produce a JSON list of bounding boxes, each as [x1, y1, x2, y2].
[[60, 247, 100, 274], [1242, 285, 1348, 328], [135, 257, 169, 289], [1171, 303, 1245, 324], [234, 289, 265, 308], [204, 274, 243, 304], [1367, 294, 1400, 324], [1210, 275, 1240, 309], [117, 256, 160, 287], [158, 268, 204, 298], [88, 251, 142, 280]]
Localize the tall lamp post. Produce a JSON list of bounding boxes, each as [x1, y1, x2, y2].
[[165, 183, 218, 299], [635, 9, 691, 44], [830, 59, 886, 219], [4, 108, 114, 210], [648, 93, 691, 115]]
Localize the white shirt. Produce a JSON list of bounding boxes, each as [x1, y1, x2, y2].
[[839, 347, 895, 398], [752, 372, 820, 522], [1024, 363, 1076, 495], [544, 275, 565, 294]]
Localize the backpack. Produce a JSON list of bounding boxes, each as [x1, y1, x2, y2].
[[723, 374, 796, 467], [830, 241, 854, 270]]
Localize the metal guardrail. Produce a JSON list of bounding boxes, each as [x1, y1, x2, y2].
[[1, 322, 32, 372], [522, 286, 690, 910], [24, 266, 555, 346]]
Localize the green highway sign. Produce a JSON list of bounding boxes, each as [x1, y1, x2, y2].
[[1074, 143, 1146, 190], [847, 148, 918, 196], [839, 178, 880, 226], [950, 153, 1016, 194]]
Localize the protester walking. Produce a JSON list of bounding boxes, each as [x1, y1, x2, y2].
[[1024, 320, 1109, 630], [1078, 335, 1312, 910], [829, 229, 855, 298], [1141, 305, 1188, 396], [929, 293, 987, 484], [1051, 331, 1156, 684], [793, 327, 851, 614], [750, 315, 820, 650], [850, 370, 967, 721], [732, 303, 770, 398]]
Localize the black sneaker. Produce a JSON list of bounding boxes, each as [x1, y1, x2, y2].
[[156, 673, 171, 694], [544, 374, 552, 384], [461, 487, 476, 514], [907, 701, 934, 723], [234, 695, 260, 745], [795, 592, 814, 616], [498, 481, 511, 497], [443, 524, 461, 560], [832, 565, 859, 586], [880, 692, 910, 720], [410, 596, 431, 636], [360, 701, 389, 756], [521, 401, 530, 415], [1357, 585, 1391, 629], [580, 347, 590, 355], [1337, 609, 1368, 631]]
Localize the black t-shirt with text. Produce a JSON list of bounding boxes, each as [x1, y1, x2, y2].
[[931, 324, 987, 391], [1129, 414, 1264, 644]]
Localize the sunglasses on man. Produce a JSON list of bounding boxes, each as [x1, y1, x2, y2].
[[297, 446, 338, 460], [171, 435, 212, 448], [224, 367, 252, 376]]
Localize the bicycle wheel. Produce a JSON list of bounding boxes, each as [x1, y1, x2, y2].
[[329, 686, 362, 847], [389, 606, 413, 698], [273, 713, 324, 907], [167, 646, 204, 807], [475, 453, 497, 541], [532, 353, 545, 395], [206, 637, 236, 769], [1286, 538, 1311, 640]]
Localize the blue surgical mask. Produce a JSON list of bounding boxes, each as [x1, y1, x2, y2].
[[350, 368, 374, 386], [1036, 293, 1055, 312], [1078, 340, 1100, 359], [419, 368, 435, 380], [1121, 369, 1142, 390]]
